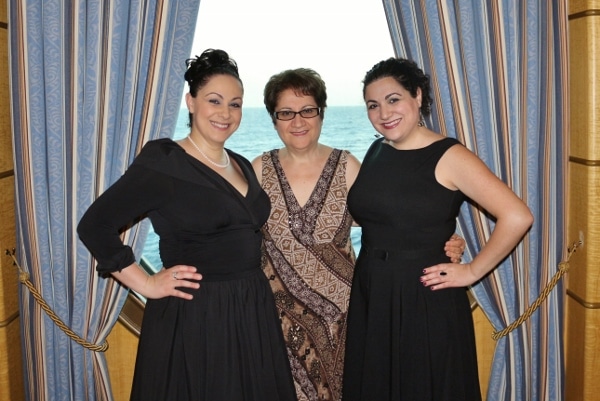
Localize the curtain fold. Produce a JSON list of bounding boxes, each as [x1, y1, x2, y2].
[[9, 0, 200, 399], [381, 1, 568, 400]]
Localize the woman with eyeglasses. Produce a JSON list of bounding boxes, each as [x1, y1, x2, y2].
[[78, 49, 297, 401], [252, 68, 466, 401]]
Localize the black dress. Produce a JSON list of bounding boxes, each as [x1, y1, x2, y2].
[[78, 139, 297, 401], [342, 137, 481, 401]]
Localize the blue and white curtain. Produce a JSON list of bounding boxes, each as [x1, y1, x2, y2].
[[381, 1, 568, 400], [9, 0, 200, 399]]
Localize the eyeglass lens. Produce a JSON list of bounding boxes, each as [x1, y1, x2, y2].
[[275, 107, 320, 121]]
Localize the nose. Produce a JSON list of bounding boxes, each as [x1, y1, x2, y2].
[[379, 104, 392, 120], [219, 105, 232, 119], [291, 113, 305, 126]]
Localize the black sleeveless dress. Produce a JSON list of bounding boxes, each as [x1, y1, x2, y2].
[[342, 137, 481, 401]]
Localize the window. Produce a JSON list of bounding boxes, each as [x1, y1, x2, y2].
[[140, 0, 393, 272]]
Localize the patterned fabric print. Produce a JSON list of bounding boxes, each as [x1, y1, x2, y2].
[[261, 149, 355, 401]]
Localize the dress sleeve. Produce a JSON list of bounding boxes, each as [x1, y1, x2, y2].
[[77, 147, 173, 275]]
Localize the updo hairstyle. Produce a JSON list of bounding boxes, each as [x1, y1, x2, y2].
[[184, 49, 243, 127]]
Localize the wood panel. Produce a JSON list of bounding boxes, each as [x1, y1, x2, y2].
[[565, 296, 600, 401], [567, 164, 600, 303], [566, 2, 600, 401], [0, 317, 24, 401], [0, 176, 17, 320], [569, 14, 600, 161], [106, 321, 138, 401], [570, 0, 600, 15], [0, 29, 10, 173], [473, 306, 494, 399], [0, 2, 21, 399]]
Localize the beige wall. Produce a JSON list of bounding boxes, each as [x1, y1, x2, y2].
[[0, 0, 24, 400], [566, 1, 600, 401], [106, 319, 138, 400]]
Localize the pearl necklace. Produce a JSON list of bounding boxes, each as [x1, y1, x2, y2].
[[187, 135, 230, 168]]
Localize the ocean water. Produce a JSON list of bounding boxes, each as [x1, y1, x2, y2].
[[173, 105, 377, 159], [141, 106, 378, 270]]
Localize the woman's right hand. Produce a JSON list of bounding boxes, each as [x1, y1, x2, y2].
[[112, 263, 202, 300], [144, 266, 203, 300]]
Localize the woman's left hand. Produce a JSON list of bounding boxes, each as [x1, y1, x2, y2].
[[420, 263, 479, 290], [444, 234, 465, 263]]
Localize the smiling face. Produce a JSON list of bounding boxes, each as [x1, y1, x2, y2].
[[274, 89, 323, 151], [364, 76, 422, 146], [186, 74, 243, 145]]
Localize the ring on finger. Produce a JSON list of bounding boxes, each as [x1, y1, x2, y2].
[[439, 271, 447, 276], [172, 271, 178, 280]]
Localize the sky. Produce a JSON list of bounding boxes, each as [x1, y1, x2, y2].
[[190, 0, 395, 107]]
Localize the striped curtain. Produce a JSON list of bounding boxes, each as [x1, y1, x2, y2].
[[9, 0, 200, 399], [381, 1, 568, 400]]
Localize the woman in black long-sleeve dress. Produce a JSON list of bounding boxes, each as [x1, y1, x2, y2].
[[78, 49, 297, 401]]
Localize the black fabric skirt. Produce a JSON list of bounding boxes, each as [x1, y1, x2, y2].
[[129, 268, 297, 401], [342, 246, 481, 401]]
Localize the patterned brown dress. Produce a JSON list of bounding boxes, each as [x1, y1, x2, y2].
[[260, 149, 356, 401]]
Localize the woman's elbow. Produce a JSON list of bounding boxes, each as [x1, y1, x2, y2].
[[516, 205, 534, 234], [77, 210, 99, 245]]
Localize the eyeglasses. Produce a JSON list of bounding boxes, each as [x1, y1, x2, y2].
[[274, 107, 321, 121]]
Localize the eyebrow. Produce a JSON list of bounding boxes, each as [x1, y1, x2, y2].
[[205, 92, 243, 102], [365, 92, 402, 104], [205, 92, 224, 98], [276, 105, 318, 110]]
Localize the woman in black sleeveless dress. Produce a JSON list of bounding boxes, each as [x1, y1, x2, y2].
[[342, 58, 533, 400]]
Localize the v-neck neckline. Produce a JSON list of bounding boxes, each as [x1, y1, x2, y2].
[[271, 148, 339, 210], [174, 139, 250, 199]]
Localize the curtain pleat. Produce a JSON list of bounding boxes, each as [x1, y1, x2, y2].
[[381, 1, 568, 400], [9, 0, 200, 399]]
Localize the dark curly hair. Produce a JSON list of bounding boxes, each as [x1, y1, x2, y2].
[[362, 58, 432, 117], [263, 68, 327, 124], [184, 49, 243, 127]]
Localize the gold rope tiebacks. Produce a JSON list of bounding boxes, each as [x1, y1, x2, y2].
[[5, 249, 109, 352], [491, 240, 582, 341]]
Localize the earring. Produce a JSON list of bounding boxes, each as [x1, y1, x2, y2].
[[418, 111, 425, 127]]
